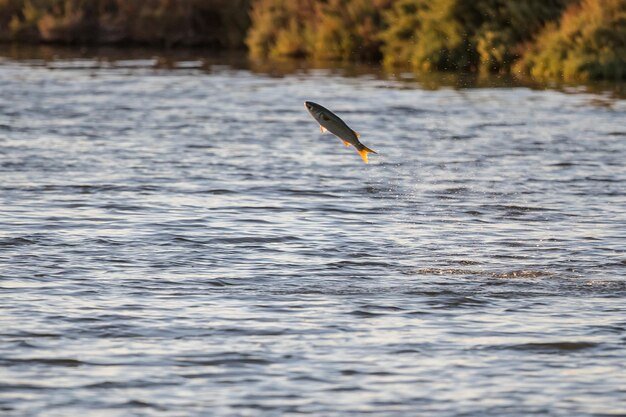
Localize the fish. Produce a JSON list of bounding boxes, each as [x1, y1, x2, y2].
[[304, 101, 377, 164]]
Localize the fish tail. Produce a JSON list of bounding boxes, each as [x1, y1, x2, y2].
[[357, 144, 377, 164]]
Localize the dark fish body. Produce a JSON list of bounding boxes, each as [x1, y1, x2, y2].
[[304, 101, 377, 163]]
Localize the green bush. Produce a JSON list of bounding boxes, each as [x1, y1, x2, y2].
[[312, 0, 392, 61], [246, 0, 317, 58], [245, 0, 391, 61], [2, 0, 625, 81], [381, 0, 571, 72], [516, 0, 626, 80]]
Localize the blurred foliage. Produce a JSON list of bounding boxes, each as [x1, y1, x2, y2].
[[312, 0, 393, 61], [245, 0, 317, 58], [0, 0, 250, 47], [381, 0, 573, 72], [246, 0, 392, 61], [247, 0, 575, 72], [2, 0, 625, 80], [516, 0, 626, 80]]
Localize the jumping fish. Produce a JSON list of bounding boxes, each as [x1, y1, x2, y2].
[[304, 101, 377, 163]]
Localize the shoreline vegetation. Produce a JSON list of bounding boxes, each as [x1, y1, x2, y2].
[[0, 0, 252, 48], [1, 0, 625, 81]]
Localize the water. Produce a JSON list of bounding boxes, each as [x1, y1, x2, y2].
[[1, 49, 625, 417]]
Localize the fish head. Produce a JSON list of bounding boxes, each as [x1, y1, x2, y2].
[[304, 101, 325, 122]]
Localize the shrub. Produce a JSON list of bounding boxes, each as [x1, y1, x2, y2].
[[36, 0, 98, 43], [381, 0, 571, 72], [516, 0, 626, 80], [312, 0, 392, 61], [246, 0, 317, 58], [0, 0, 251, 47], [246, 0, 391, 61]]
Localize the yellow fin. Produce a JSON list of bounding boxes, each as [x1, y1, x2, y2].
[[357, 145, 377, 164], [352, 130, 360, 138], [341, 140, 351, 147], [320, 125, 327, 133]]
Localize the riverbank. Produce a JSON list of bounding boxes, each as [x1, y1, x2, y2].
[[0, 0, 251, 48], [246, 0, 626, 81], [1, 0, 625, 81], [2, 44, 625, 99]]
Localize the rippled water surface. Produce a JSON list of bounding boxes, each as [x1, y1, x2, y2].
[[1, 50, 625, 417]]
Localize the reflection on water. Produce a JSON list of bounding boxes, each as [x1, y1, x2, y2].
[[2, 44, 626, 97], [0, 46, 625, 417]]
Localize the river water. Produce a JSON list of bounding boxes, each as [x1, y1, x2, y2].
[[1, 49, 625, 417]]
